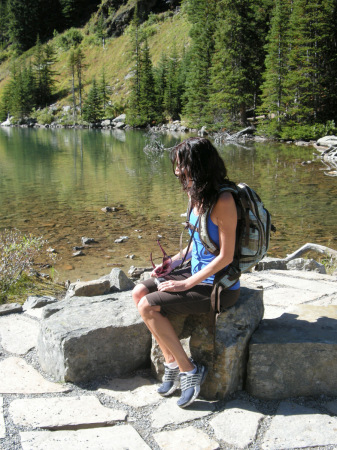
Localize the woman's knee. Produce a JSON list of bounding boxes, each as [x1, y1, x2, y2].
[[138, 296, 157, 318], [132, 284, 149, 306]]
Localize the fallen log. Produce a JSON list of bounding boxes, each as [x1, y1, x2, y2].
[[284, 243, 337, 262]]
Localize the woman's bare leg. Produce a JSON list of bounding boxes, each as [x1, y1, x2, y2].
[[138, 296, 194, 373], [132, 284, 178, 365]]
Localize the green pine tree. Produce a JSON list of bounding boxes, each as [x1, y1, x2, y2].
[[74, 46, 86, 116], [83, 78, 103, 123], [7, 0, 39, 51], [33, 38, 57, 107], [182, 0, 217, 125], [163, 43, 181, 120], [209, 0, 265, 127], [0, 0, 9, 49], [127, 4, 143, 126], [60, 0, 76, 28], [153, 52, 168, 119], [284, 0, 334, 124], [259, 0, 291, 125], [98, 68, 110, 114], [138, 38, 157, 125], [68, 49, 77, 117]]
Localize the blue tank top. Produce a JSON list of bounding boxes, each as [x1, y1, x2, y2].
[[189, 209, 240, 289]]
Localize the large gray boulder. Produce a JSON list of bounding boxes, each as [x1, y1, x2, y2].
[[151, 284, 263, 400], [286, 258, 326, 273], [317, 135, 337, 147], [246, 305, 337, 399], [255, 257, 287, 271], [100, 268, 135, 292], [37, 292, 151, 383]]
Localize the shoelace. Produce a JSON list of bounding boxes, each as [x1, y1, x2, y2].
[[180, 370, 203, 390], [163, 366, 179, 382]]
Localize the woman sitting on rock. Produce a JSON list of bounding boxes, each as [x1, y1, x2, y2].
[[132, 137, 240, 408]]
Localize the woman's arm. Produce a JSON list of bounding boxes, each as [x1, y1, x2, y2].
[[158, 192, 237, 292]]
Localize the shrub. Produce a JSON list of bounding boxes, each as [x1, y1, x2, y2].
[[57, 28, 83, 50], [32, 108, 55, 125], [0, 229, 46, 302]]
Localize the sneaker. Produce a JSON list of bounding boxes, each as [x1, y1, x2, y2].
[[157, 363, 180, 396], [177, 363, 208, 408]]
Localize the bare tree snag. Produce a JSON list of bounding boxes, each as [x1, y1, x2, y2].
[[285, 243, 337, 262]]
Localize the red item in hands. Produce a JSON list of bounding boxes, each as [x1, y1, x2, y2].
[[150, 240, 172, 275]]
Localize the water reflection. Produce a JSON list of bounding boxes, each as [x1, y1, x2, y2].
[[0, 127, 336, 282]]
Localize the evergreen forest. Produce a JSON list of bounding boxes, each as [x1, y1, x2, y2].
[[0, 0, 337, 140]]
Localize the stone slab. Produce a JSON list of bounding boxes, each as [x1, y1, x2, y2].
[[0, 397, 5, 439], [9, 396, 126, 429], [151, 398, 215, 429], [98, 376, 159, 407], [0, 315, 40, 354], [263, 287, 319, 307], [20, 425, 151, 450], [23, 295, 57, 311], [262, 401, 337, 449], [210, 400, 264, 448], [0, 357, 69, 394], [262, 305, 286, 319], [260, 273, 337, 294], [24, 308, 45, 319], [326, 399, 337, 415], [268, 269, 337, 282], [153, 426, 218, 450], [0, 303, 22, 316], [247, 305, 337, 399], [38, 292, 151, 383], [151, 285, 264, 400]]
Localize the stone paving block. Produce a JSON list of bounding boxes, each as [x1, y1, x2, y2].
[[24, 308, 45, 319], [263, 287, 319, 307], [325, 399, 337, 415], [263, 305, 286, 319], [269, 269, 337, 282], [210, 400, 264, 448], [0, 397, 5, 439], [262, 401, 337, 449], [23, 295, 57, 311], [241, 274, 275, 289], [0, 357, 69, 394], [98, 375, 159, 407], [38, 293, 151, 383], [153, 426, 219, 450], [260, 273, 337, 294], [0, 315, 40, 354], [152, 398, 215, 429], [247, 305, 337, 399], [9, 396, 126, 429], [0, 303, 22, 316], [20, 425, 151, 450]]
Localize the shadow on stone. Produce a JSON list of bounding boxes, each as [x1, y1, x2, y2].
[[246, 305, 337, 399]]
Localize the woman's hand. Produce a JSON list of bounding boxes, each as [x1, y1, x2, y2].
[[151, 261, 173, 278], [157, 279, 189, 292]]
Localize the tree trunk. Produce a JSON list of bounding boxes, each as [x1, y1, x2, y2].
[[284, 243, 337, 262]]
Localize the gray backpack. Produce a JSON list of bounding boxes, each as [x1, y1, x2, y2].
[[185, 182, 275, 313]]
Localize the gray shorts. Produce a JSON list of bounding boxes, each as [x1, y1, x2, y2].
[[141, 268, 240, 316]]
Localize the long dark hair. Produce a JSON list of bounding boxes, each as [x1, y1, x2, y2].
[[170, 137, 230, 213]]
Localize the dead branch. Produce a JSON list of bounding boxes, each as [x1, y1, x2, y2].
[[284, 243, 337, 262]]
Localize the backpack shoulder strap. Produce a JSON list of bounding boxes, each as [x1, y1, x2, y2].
[[199, 182, 239, 256]]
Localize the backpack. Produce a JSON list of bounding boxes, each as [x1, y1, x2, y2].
[[185, 182, 275, 313]]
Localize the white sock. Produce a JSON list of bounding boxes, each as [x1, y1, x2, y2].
[[186, 363, 197, 375], [167, 361, 178, 369]]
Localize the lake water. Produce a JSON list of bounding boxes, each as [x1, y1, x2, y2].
[[0, 127, 336, 283]]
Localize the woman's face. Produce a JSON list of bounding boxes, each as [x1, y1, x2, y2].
[[174, 155, 192, 189]]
